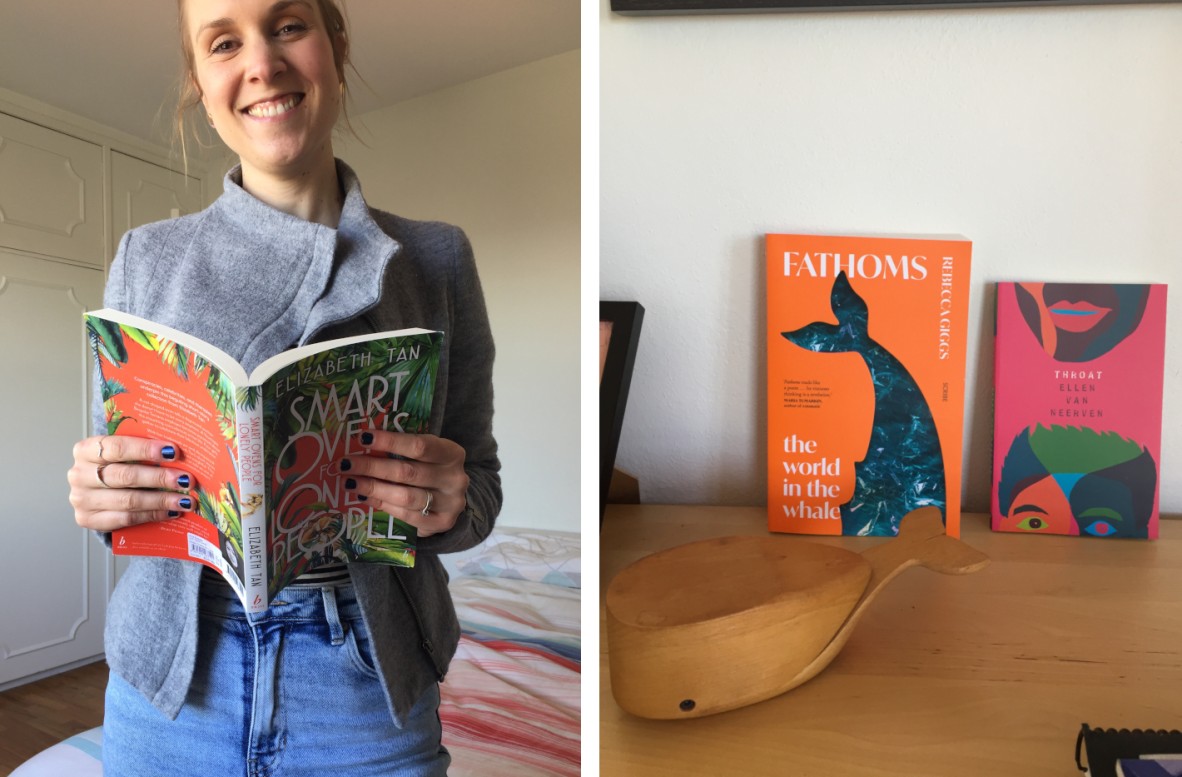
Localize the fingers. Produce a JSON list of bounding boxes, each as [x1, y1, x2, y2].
[[343, 431, 468, 537], [72, 492, 196, 532], [74, 434, 178, 466], [82, 510, 178, 532], [79, 462, 191, 492], [68, 434, 192, 532], [357, 430, 465, 467]]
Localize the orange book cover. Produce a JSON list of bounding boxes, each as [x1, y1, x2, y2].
[[766, 234, 972, 537]]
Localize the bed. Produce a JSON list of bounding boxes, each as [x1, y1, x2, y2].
[[11, 527, 581, 777]]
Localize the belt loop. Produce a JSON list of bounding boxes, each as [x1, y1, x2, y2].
[[321, 586, 345, 646]]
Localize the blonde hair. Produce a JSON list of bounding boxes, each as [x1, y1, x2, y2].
[[172, 0, 353, 172]]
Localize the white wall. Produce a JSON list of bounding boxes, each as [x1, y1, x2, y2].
[[601, 2, 1182, 516], [338, 50, 581, 531]]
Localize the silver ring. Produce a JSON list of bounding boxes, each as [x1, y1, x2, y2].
[[421, 490, 433, 516], [96, 464, 112, 489], [97, 436, 109, 463]]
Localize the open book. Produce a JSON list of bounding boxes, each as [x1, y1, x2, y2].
[[86, 309, 442, 612]]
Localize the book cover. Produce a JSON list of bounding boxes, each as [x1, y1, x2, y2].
[[991, 282, 1166, 539], [86, 309, 441, 611], [766, 233, 972, 537], [1117, 759, 1182, 777]]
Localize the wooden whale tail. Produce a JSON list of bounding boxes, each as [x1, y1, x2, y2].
[[789, 506, 990, 692], [897, 506, 991, 576]]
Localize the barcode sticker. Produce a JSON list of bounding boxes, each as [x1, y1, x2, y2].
[[188, 534, 225, 572]]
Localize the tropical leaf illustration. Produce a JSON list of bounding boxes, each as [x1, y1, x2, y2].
[[194, 487, 218, 525], [86, 318, 128, 366], [122, 326, 156, 352], [103, 399, 135, 435], [236, 385, 262, 412], [341, 535, 368, 558], [194, 364, 237, 442], [402, 360, 436, 431], [216, 482, 244, 559], [100, 378, 129, 403], [156, 339, 190, 380]]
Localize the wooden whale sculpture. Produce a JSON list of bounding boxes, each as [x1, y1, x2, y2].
[[606, 506, 989, 719]]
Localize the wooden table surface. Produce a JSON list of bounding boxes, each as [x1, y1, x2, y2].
[[600, 505, 1182, 776]]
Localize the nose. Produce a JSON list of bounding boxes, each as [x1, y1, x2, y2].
[[242, 36, 286, 82]]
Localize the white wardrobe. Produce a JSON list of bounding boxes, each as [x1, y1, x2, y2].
[[0, 94, 208, 688]]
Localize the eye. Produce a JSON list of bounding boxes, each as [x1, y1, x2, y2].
[[209, 36, 238, 54], [1078, 507, 1123, 538], [1016, 516, 1050, 532], [276, 21, 308, 36]]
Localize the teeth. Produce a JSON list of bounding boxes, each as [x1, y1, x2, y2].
[[246, 95, 300, 118]]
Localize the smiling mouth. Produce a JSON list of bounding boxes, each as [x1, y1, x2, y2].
[[243, 94, 303, 118]]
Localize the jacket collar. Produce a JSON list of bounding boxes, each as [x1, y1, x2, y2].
[[208, 160, 400, 371]]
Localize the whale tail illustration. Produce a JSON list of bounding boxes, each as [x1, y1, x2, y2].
[[781, 272, 870, 353]]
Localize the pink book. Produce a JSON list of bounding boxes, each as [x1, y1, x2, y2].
[[991, 282, 1167, 539]]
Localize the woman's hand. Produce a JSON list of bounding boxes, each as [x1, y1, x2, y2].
[[68, 435, 194, 532], [341, 430, 469, 537]]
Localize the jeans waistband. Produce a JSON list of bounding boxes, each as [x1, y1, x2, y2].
[[200, 572, 365, 631]]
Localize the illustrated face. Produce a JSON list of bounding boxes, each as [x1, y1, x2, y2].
[[1068, 464, 1146, 538], [1014, 283, 1150, 362], [1000, 472, 1140, 537], [999, 475, 1079, 535], [997, 426, 1156, 539], [185, 0, 342, 182]]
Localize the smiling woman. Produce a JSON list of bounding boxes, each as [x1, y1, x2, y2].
[[59, 0, 504, 774], [177, 0, 348, 223]]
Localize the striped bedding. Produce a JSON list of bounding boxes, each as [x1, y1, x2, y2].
[[442, 575, 582, 777]]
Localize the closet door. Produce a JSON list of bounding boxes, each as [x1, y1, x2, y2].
[[0, 112, 104, 267], [110, 151, 203, 269], [0, 249, 106, 686]]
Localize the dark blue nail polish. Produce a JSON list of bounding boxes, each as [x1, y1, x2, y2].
[[340, 458, 352, 472], [177, 474, 191, 489], [358, 495, 367, 502], [162, 445, 176, 460], [345, 478, 357, 490], [360, 432, 374, 445], [168, 511, 180, 518], [179, 497, 192, 510]]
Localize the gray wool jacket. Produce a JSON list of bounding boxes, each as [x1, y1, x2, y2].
[[98, 160, 501, 725]]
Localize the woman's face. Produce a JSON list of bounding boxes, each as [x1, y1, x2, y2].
[[185, 0, 342, 182]]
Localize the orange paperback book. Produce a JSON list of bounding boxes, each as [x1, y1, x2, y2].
[[766, 234, 972, 537]]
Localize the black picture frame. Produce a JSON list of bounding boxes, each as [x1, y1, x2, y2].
[[612, 0, 1173, 13], [600, 301, 645, 526]]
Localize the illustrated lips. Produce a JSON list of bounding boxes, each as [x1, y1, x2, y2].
[[243, 94, 303, 118], [1048, 301, 1111, 333]]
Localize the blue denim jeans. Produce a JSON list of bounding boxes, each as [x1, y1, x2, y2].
[[103, 577, 450, 776]]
